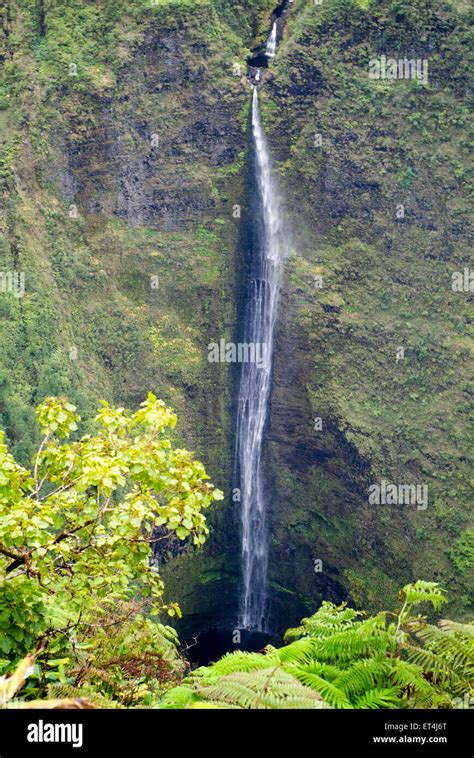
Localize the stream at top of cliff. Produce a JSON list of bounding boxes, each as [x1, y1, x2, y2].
[[247, 0, 292, 81]]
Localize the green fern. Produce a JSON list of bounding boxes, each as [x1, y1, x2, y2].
[[159, 669, 331, 709], [401, 620, 473, 700], [399, 581, 447, 613], [439, 619, 474, 637], [414, 624, 474, 676], [293, 660, 342, 682], [276, 637, 317, 665], [352, 687, 401, 709], [158, 582, 473, 710], [309, 615, 392, 662], [285, 602, 363, 641], [158, 685, 200, 709], [195, 669, 331, 709], [388, 659, 433, 696], [189, 650, 280, 682], [285, 666, 352, 708], [403, 644, 467, 695], [332, 658, 388, 699]]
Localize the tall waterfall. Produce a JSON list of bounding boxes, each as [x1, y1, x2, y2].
[[265, 22, 278, 57], [236, 88, 286, 631]]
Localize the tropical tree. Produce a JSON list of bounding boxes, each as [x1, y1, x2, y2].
[[0, 393, 223, 694]]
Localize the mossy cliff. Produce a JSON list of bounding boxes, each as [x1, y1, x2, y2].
[[261, 0, 472, 626], [0, 0, 471, 635], [0, 0, 277, 632]]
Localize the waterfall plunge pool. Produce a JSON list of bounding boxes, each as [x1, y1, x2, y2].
[[184, 628, 279, 668]]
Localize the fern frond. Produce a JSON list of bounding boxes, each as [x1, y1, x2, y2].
[[277, 638, 318, 665], [284, 602, 362, 641], [295, 661, 342, 682], [158, 686, 200, 709], [352, 687, 401, 709], [388, 659, 433, 696], [400, 581, 447, 613], [333, 657, 388, 698], [414, 625, 474, 677], [311, 615, 391, 662], [196, 669, 331, 709], [190, 650, 280, 682], [285, 666, 352, 708], [406, 687, 455, 709], [438, 620, 474, 638], [403, 644, 469, 695]]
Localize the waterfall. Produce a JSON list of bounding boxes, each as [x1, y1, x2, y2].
[[236, 88, 286, 631], [266, 22, 278, 57]]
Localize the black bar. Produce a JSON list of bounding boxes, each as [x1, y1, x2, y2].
[[0, 708, 470, 756]]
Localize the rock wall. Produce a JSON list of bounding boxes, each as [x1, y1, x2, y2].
[[263, 0, 472, 625], [0, 0, 471, 637]]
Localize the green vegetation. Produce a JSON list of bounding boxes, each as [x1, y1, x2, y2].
[[0, 395, 222, 703], [2, 576, 472, 710], [158, 582, 473, 709], [0, 0, 471, 654], [258, 0, 473, 621]]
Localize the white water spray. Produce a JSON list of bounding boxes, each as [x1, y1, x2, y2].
[[236, 88, 286, 630]]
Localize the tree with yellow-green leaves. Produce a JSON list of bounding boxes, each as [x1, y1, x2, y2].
[[0, 393, 223, 695]]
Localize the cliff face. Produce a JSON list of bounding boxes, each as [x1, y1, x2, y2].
[[1, 0, 276, 632], [263, 0, 472, 624], [1, 0, 256, 461], [0, 0, 471, 635]]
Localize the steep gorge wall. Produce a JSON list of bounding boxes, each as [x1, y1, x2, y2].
[[0, 0, 278, 633], [167, 0, 473, 635], [263, 0, 472, 624], [0, 0, 471, 635]]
